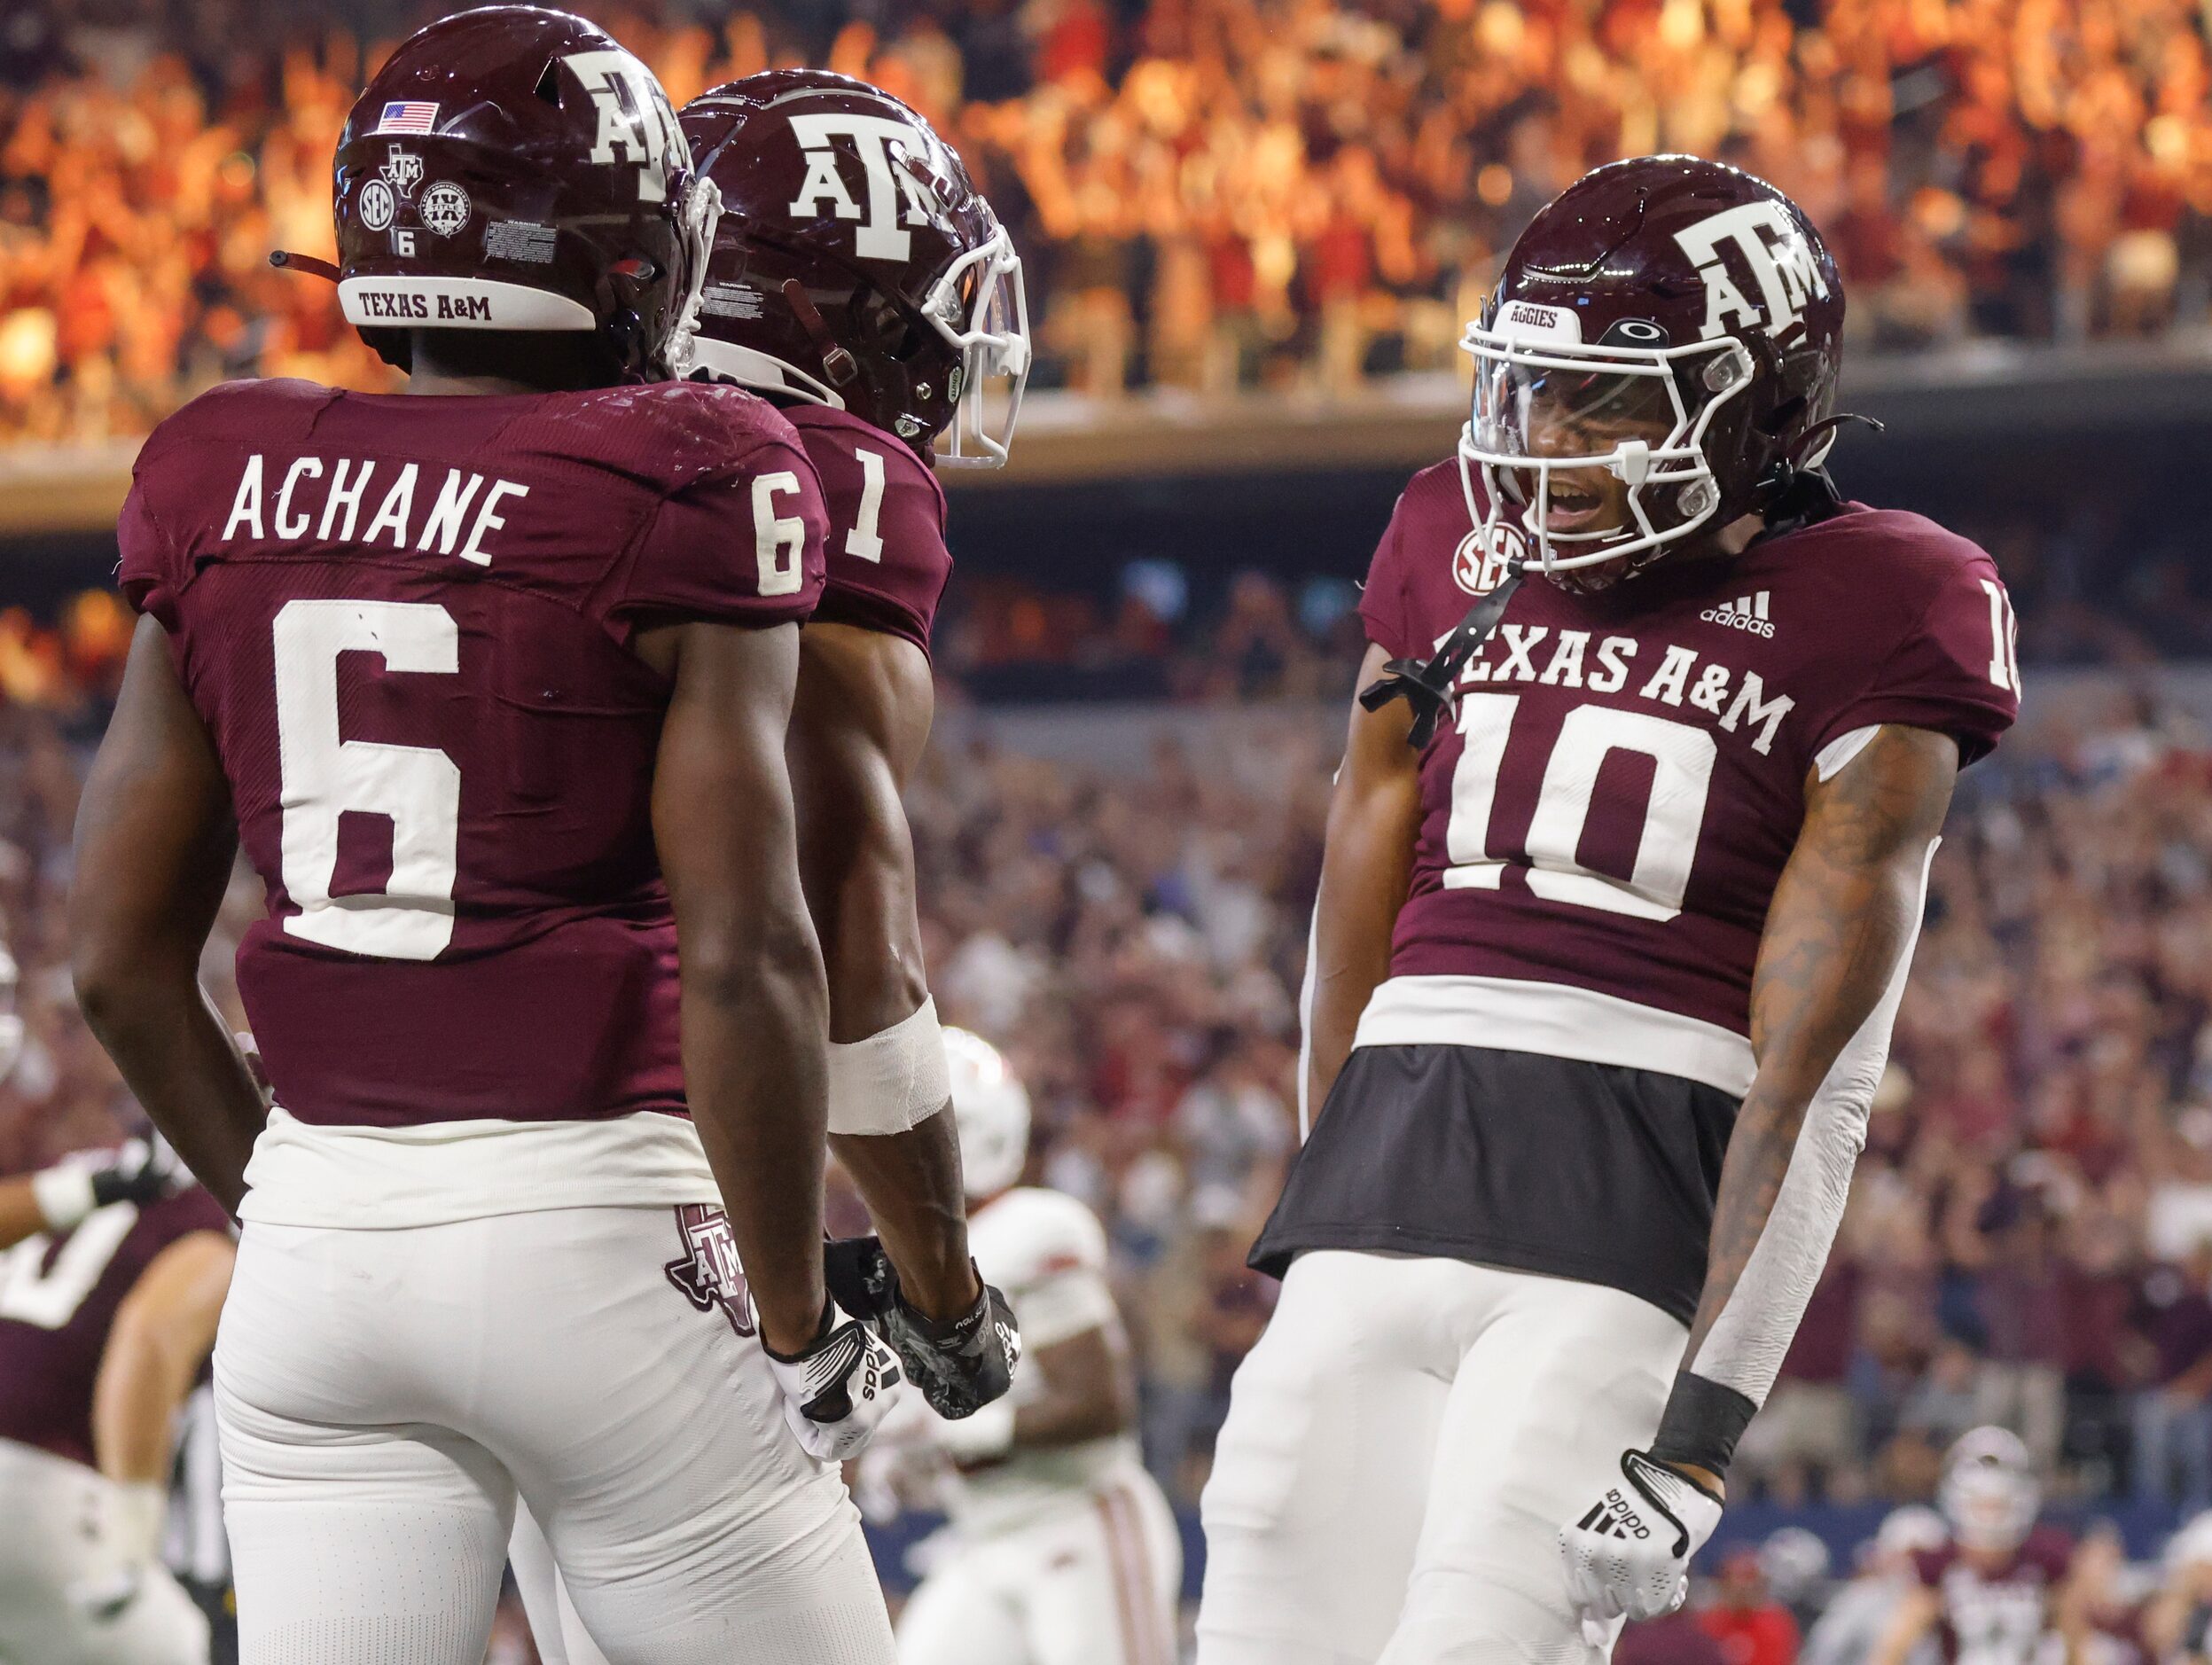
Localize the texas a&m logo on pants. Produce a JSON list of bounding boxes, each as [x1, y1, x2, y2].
[[663, 1203, 754, 1337]]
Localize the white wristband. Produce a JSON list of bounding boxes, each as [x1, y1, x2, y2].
[[31, 1164, 96, 1232], [826, 997, 952, 1137]]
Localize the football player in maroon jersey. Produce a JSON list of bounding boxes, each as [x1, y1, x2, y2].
[[0, 1141, 231, 1665], [1196, 156, 2019, 1661], [678, 65, 1028, 1415], [65, 12, 1007, 1664], [1872, 1429, 2079, 1665], [501, 68, 1036, 1665]]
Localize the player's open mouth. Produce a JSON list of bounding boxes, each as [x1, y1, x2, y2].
[[1543, 481, 1612, 533]]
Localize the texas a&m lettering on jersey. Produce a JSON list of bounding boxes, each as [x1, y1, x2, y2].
[[1355, 458, 2018, 1083], [116, 377, 827, 1130], [788, 403, 951, 652]]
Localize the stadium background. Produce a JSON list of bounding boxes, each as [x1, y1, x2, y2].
[[8, 0, 2212, 1653]]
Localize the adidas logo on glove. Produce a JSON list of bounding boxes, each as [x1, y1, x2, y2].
[[1576, 1489, 1654, 1542]]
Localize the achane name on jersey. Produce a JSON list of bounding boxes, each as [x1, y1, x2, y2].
[[218, 452, 530, 567]]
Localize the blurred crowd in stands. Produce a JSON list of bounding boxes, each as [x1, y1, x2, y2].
[[6, 0, 2212, 443]]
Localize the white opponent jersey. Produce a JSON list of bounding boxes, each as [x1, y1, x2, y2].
[[944, 1187, 1140, 1535]]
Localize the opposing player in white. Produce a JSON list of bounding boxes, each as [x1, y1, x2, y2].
[[870, 1030, 1182, 1665]]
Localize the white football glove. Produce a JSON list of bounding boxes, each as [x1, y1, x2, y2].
[[66, 1481, 167, 1622], [1559, 1450, 1723, 1625], [758, 1299, 904, 1464]]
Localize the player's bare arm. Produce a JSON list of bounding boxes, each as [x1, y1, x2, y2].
[[1, 1143, 188, 1248], [1672, 723, 1958, 1490], [93, 1229, 234, 1488], [1562, 725, 1958, 1624], [71, 617, 266, 1212], [640, 616, 831, 1359], [992, 1323, 1133, 1451], [793, 619, 978, 1321], [1304, 640, 1420, 1119], [0, 1178, 40, 1248]]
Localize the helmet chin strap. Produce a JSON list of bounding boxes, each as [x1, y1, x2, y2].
[[778, 279, 858, 388], [269, 250, 340, 283], [1752, 411, 1885, 538], [1357, 560, 1527, 751]]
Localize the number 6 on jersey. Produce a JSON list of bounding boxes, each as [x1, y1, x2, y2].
[[273, 598, 461, 961]]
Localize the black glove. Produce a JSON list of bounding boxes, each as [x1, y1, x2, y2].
[[824, 1234, 1020, 1420], [90, 1139, 184, 1209]]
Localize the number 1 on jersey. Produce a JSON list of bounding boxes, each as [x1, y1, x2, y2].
[[844, 448, 886, 563]]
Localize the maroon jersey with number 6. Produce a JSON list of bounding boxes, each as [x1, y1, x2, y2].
[[788, 404, 951, 653], [0, 1185, 232, 1467], [116, 377, 827, 1130], [1354, 461, 2018, 1078]]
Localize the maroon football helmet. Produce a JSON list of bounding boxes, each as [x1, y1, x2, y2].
[[1460, 155, 1846, 582], [326, 6, 716, 380], [679, 71, 1029, 467]]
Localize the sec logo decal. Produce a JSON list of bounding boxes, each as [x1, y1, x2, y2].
[[359, 179, 395, 232], [1453, 524, 1524, 596]]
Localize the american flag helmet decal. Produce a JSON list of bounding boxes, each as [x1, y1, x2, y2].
[[375, 101, 439, 135]]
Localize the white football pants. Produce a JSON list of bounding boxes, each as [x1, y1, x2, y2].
[[897, 1471, 1182, 1665], [0, 1438, 209, 1665], [214, 1208, 895, 1665], [1196, 1250, 1686, 1665]]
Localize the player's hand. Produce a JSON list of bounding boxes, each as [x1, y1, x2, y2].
[[90, 1137, 184, 1209], [824, 1234, 1020, 1420], [32, 1138, 183, 1232], [757, 1296, 904, 1463], [1559, 1450, 1723, 1625], [66, 1481, 167, 1623]]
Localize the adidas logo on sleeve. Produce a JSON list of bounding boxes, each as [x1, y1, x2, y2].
[[1700, 590, 1774, 637]]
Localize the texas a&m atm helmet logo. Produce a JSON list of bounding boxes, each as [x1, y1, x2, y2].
[[1672, 199, 1833, 345]]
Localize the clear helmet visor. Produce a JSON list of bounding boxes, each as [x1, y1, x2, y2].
[[1457, 321, 1752, 579], [926, 229, 1030, 468]]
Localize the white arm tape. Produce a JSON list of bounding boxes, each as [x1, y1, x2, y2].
[[1685, 837, 1938, 1409], [826, 996, 952, 1137], [31, 1162, 95, 1232]]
